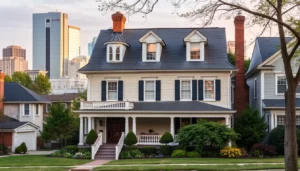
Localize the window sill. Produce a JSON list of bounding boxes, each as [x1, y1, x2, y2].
[[180, 99, 192, 101], [106, 100, 119, 102], [22, 115, 30, 117], [144, 100, 156, 102], [143, 60, 159, 62], [203, 99, 216, 102]]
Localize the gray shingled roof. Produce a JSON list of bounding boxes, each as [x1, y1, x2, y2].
[[79, 28, 236, 72], [4, 82, 50, 103], [105, 33, 128, 45], [247, 37, 293, 74], [263, 99, 300, 108], [0, 122, 28, 129], [42, 93, 79, 102]]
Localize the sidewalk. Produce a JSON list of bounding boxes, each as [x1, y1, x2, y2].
[[0, 150, 56, 158], [70, 160, 111, 171]]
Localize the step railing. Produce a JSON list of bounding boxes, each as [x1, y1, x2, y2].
[[91, 133, 102, 160], [115, 132, 125, 160], [80, 101, 134, 110], [137, 135, 162, 145]]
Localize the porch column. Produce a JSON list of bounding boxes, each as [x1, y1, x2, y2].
[[170, 117, 175, 137], [225, 117, 231, 128], [78, 116, 84, 145], [125, 117, 129, 135], [270, 114, 274, 130], [88, 117, 92, 133], [132, 117, 136, 135], [91, 118, 95, 130]]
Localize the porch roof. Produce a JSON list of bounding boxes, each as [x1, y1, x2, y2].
[[263, 99, 300, 109]]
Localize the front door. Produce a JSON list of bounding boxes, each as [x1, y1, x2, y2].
[[107, 118, 125, 143]]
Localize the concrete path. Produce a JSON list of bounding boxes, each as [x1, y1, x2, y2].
[[70, 160, 111, 171], [0, 150, 56, 158]]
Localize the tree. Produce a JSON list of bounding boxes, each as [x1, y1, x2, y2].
[[235, 105, 268, 150], [11, 72, 32, 88], [40, 102, 78, 147], [72, 90, 87, 110], [4, 75, 12, 82], [97, 1, 300, 169], [227, 53, 251, 72], [30, 74, 51, 94], [176, 120, 239, 152]]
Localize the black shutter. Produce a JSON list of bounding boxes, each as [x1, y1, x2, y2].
[[118, 81, 123, 101], [192, 80, 197, 101], [175, 80, 180, 101], [156, 80, 161, 101], [101, 81, 106, 101], [198, 80, 203, 100], [139, 80, 144, 101], [216, 79, 221, 101]]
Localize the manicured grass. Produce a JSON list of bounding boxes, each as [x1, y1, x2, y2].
[[95, 164, 286, 171], [0, 168, 70, 171], [0, 155, 90, 167], [106, 158, 288, 165]]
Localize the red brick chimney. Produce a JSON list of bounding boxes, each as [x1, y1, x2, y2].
[[234, 13, 249, 117], [112, 11, 126, 33], [0, 71, 4, 113]]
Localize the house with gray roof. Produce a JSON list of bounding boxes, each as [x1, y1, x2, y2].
[[245, 37, 299, 132], [76, 11, 238, 160]]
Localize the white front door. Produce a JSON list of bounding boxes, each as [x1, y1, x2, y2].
[[15, 132, 36, 151]]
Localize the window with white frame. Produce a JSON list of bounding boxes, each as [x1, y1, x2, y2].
[[144, 80, 155, 101], [107, 45, 123, 62], [116, 46, 120, 61], [109, 46, 113, 61], [146, 44, 156, 61], [107, 81, 118, 101], [46, 104, 51, 113], [35, 104, 39, 115], [277, 115, 300, 125], [181, 80, 192, 100], [190, 43, 200, 60], [24, 104, 30, 115], [277, 75, 300, 94], [204, 80, 215, 100], [62, 103, 67, 109], [254, 79, 257, 99]]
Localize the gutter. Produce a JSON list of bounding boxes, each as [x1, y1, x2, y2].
[[74, 110, 236, 114], [78, 69, 238, 74]]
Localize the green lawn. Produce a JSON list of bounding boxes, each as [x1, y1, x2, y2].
[[0, 155, 90, 167], [0, 168, 69, 171]]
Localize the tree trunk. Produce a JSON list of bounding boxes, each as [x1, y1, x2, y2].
[[285, 84, 298, 171]]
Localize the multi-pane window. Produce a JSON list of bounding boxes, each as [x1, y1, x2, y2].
[[181, 80, 191, 100], [116, 47, 120, 61], [24, 104, 30, 115], [107, 81, 118, 101], [277, 115, 300, 125], [144, 80, 155, 101], [204, 80, 215, 100], [146, 44, 156, 60], [277, 75, 300, 94], [35, 104, 39, 115], [109, 47, 113, 61], [190, 43, 200, 60]]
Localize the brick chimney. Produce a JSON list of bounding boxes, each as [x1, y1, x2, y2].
[[112, 11, 126, 33], [234, 13, 249, 117], [0, 71, 4, 113]]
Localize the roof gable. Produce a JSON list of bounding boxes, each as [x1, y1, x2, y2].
[[184, 30, 207, 44], [139, 30, 165, 46]]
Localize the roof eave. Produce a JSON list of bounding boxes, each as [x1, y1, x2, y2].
[[74, 110, 236, 114], [78, 69, 238, 74]]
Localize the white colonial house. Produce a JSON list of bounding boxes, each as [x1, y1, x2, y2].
[[76, 12, 237, 160]]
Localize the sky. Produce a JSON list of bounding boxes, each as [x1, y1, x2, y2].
[[0, 0, 274, 69]]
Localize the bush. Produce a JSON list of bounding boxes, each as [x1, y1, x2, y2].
[[78, 148, 91, 153], [251, 143, 277, 157], [85, 130, 98, 145], [139, 146, 157, 156], [159, 132, 173, 144], [20, 142, 27, 153], [119, 149, 143, 159], [201, 146, 220, 157], [66, 145, 78, 153], [15, 146, 22, 154], [171, 149, 186, 158], [220, 147, 242, 158], [73, 151, 91, 159], [187, 151, 200, 158], [0, 144, 8, 154], [159, 145, 173, 156], [123, 146, 138, 151], [235, 105, 268, 150], [176, 120, 239, 152], [124, 131, 137, 146]]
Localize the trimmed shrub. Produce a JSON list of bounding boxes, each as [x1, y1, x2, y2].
[[187, 151, 200, 158], [85, 129, 98, 145], [220, 147, 242, 158], [15, 146, 22, 154], [251, 143, 277, 157], [124, 131, 137, 146], [159, 132, 173, 144], [139, 146, 157, 155], [20, 142, 27, 153], [0, 144, 8, 154], [159, 145, 173, 156], [119, 149, 143, 159], [66, 145, 78, 153], [171, 149, 186, 158]]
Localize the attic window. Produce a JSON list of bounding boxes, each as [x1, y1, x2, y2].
[[107, 45, 124, 62], [116, 47, 120, 61], [184, 30, 207, 62], [147, 44, 156, 60], [109, 47, 113, 61], [190, 43, 200, 60]]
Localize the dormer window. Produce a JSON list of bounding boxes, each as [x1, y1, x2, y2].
[[116, 47, 120, 61], [139, 30, 165, 62], [104, 33, 129, 63], [184, 30, 207, 61], [109, 47, 113, 61]]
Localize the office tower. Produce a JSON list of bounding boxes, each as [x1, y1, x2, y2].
[[88, 37, 97, 56]]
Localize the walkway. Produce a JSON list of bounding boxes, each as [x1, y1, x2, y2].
[[0, 150, 56, 158], [70, 160, 111, 171]]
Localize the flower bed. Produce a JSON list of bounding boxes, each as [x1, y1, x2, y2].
[[50, 147, 91, 159]]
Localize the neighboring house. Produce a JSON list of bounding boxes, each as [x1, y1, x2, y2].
[[42, 93, 79, 115], [76, 11, 242, 157], [0, 81, 50, 151], [245, 37, 296, 132]]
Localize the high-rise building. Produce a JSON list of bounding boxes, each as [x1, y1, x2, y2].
[[32, 12, 80, 79], [0, 45, 28, 76], [88, 37, 97, 56], [68, 26, 81, 60]]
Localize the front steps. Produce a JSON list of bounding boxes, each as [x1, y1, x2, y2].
[[95, 143, 116, 160]]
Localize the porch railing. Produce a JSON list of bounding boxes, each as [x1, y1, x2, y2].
[[91, 133, 102, 160], [137, 135, 162, 145], [115, 132, 125, 160], [80, 101, 134, 110]]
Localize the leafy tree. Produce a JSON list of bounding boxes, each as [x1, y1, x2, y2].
[[40, 102, 78, 147], [124, 131, 137, 146], [227, 53, 251, 72], [97, 1, 300, 169], [4, 75, 12, 82], [11, 72, 32, 88], [30, 74, 51, 94], [72, 90, 87, 110], [176, 120, 239, 153], [235, 105, 268, 150]]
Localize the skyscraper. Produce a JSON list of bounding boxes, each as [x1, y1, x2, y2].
[[0, 45, 28, 76], [88, 37, 97, 56], [68, 25, 80, 60], [32, 12, 80, 79]]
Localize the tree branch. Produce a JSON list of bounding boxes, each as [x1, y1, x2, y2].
[[266, 0, 278, 12], [288, 40, 300, 60]]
